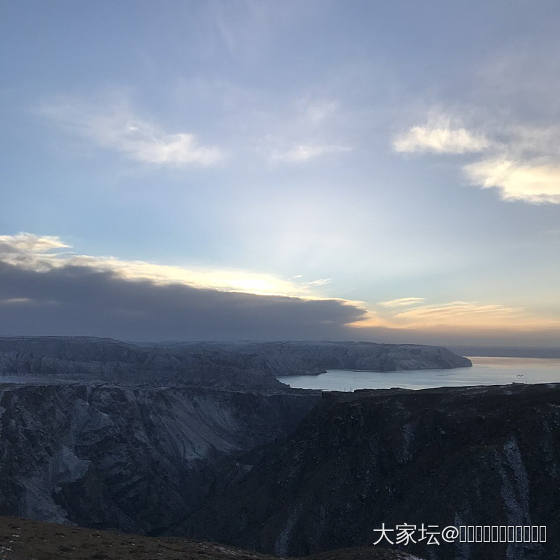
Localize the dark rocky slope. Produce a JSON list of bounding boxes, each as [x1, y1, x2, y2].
[[0, 516, 423, 560], [186, 383, 560, 560], [0, 382, 318, 534]]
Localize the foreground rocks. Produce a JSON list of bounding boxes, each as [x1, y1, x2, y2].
[[0, 516, 423, 560], [186, 383, 560, 560], [2, 379, 555, 559]]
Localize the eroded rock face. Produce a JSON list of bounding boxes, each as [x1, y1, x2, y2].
[[0, 383, 318, 534], [0, 338, 471, 390], [186, 384, 560, 560], [169, 340, 472, 375], [0, 337, 287, 391]]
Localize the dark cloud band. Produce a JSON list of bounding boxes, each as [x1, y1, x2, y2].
[[0, 261, 366, 341]]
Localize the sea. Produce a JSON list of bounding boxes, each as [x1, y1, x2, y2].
[[277, 356, 560, 392]]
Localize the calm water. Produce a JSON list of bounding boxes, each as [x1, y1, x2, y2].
[[277, 357, 560, 392]]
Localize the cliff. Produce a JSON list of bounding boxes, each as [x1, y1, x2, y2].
[[169, 340, 472, 375], [186, 383, 560, 560], [0, 382, 318, 534], [0, 338, 471, 390]]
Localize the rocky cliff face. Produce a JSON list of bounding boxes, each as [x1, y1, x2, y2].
[[170, 340, 472, 375], [0, 337, 286, 391], [0, 338, 471, 392], [186, 383, 560, 560], [0, 382, 318, 535]]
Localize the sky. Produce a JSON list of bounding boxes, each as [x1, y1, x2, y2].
[[1, 0, 559, 346]]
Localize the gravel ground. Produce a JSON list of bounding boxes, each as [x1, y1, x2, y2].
[[0, 517, 420, 560]]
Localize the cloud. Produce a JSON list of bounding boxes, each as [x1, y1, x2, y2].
[[393, 121, 489, 154], [462, 126, 560, 204], [39, 98, 223, 166], [350, 296, 560, 332], [391, 300, 523, 328], [386, 300, 560, 330], [298, 99, 339, 125], [269, 144, 351, 163], [464, 158, 560, 204], [0, 297, 32, 305], [2, 235, 556, 342], [0, 234, 334, 298], [379, 297, 425, 308], [0, 234, 366, 341], [0, 233, 70, 269], [394, 112, 560, 204], [307, 278, 331, 287], [251, 95, 352, 164]]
